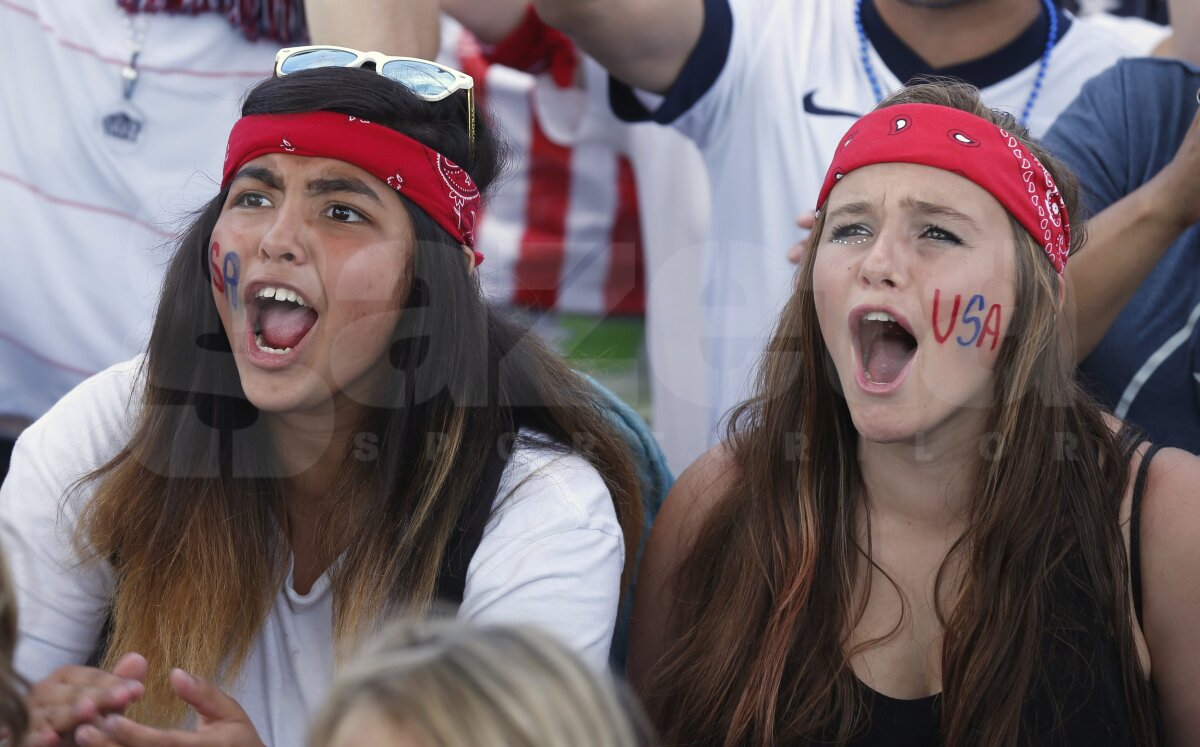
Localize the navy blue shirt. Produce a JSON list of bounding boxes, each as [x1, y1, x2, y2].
[[1044, 58, 1200, 453]]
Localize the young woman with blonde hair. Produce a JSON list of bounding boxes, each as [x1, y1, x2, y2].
[[628, 82, 1200, 745], [1, 50, 642, 747], [309, 619, 654, 747]]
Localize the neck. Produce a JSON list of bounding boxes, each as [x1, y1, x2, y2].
[[857, 415, 991, 533], [873, 0, 1043, 68], [266, 396, 369, 513]]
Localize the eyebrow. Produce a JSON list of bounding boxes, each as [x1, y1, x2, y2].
[[306, 176, 383, 205], [233, 165, 282, 191], [230, 167, 383, 206], [826, 200, 874, 221], [902, 198, 981, 230]]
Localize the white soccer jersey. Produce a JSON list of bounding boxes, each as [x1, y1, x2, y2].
[[0, 0, 278, 423], [443, 18, 712, 473], [613, 0, 1168, 449], [442, 20, 648, 317]]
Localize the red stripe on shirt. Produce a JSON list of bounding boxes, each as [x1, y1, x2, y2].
[[604, 156, 645, 316], [512, 116, 570, 310]]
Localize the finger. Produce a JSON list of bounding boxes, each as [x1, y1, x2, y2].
[[74, 723, 126, 747], [96, 715, 188, 747], [168, 669, 247, 725], [787, 241, 805, 264], [109, 654, 149, 683], [796, 210, 817, 230], [21, 726, 63, 747]]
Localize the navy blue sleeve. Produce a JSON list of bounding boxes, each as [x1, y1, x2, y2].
[[1042, 63, 1136, 218], [608, 0, 733, 124], [1044, 59, 1198, 218]]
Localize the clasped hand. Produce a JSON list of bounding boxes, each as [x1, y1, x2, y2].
[[23, 654, 264, 747]]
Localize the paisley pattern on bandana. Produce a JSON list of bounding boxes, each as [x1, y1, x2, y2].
[[817, 103, 1071, 274], [223, 112, 484, 264]]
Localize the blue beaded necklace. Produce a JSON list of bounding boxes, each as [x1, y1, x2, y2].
[[854, 0, 1058, 129]]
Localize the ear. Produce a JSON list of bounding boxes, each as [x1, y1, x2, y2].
[[1056, 270, 1067, 310], [461, 244, 477, 274]]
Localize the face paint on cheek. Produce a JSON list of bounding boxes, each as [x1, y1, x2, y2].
[[931, 289, 1003, 351], [210, 242, 225, 293], [223, 252, 241, 310]]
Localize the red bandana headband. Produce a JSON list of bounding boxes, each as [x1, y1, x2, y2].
[[816, 103, 1070, 274], [222, 111, 483, 264]]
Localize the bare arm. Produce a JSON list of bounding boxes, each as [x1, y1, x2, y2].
[[440, 0, 529, 44], [1137, 447, 1200, 744], [1168, 0, 1200, 65], [303, 0, 439, 59], [530, 0, 705, 94], [626, 446, 735, 693], [1067, 106, 1200, 361]]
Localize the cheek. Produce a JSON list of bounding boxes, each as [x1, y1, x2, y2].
[[209, 226, 249, 313]]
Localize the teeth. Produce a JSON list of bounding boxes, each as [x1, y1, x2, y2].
[[863, 311, 895, 323], [254, 333, 292, 355], [254, 286, 308, 307]]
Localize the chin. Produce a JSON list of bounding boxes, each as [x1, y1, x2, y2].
[[235, 366, 333, 416], [847, 404, 922, 445]]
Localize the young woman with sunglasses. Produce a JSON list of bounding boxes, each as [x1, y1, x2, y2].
[[627, 81, 1200, 746], [0, 51, 643, 747]]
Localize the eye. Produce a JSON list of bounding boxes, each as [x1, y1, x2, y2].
[[829, 223, 872, 243], [920, 224, 963, 245], [234, 192, 272, 209], [326, 204, 367, 223]]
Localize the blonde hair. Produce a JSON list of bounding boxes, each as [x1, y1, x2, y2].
[[308, 619, 655, 747], [0, 547, 27, 742]]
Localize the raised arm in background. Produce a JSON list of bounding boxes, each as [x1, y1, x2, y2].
[[302, 0, 439, 59], [440, 0, 528, 44], [528, 0, 703, 94], [1169, 0, 1200, 65], [1059, 99, 1200, 361]]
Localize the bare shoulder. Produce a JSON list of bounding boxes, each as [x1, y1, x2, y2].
[[1134, 446, 1200, 743], [627, 443, 739, 688], [655, 443, 741, 551], [1139, 446, 1200, 533]]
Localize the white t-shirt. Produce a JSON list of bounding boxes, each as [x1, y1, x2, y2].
[[613, 0, 1168, 451], [443, 18, 712, 473], [0, 358, 624, 747], [0, 0, 279, 424]]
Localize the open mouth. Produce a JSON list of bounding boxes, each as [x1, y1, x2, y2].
[[857, 310, 918, 386], [251, 286, 318, 355]]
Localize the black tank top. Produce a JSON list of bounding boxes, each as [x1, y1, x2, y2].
[[846, 440, 1161, 746]]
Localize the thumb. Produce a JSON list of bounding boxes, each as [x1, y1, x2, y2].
[[168, 668, 247, 725]]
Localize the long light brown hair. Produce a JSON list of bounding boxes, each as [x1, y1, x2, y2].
[[74, 68, 643, 727], [308, 619, 656, 747], [641, 82, 1156, 746]]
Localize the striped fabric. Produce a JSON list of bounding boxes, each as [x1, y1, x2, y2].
[[448, 22, 646, 317], [115, 0, 306, 43]]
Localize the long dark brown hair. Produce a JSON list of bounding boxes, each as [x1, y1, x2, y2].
[[641, 82, 1156, 746], [74, 67, 643, 726], [0, 547, 28, 743]]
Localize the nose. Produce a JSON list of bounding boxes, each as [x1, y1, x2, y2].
[[857, 232, 905, 290], [257, 199, 310, 264]]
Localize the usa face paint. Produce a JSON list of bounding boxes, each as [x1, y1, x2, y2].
[[210, 242, 225, 293], [932, 289, 1002, 351], [222, 252, 241, 310]]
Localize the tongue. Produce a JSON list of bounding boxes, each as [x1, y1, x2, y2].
[[867, 335, 912, 384], [259, 304, 317, 350]]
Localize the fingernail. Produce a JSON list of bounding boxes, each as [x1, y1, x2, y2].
[[76, 725, 98, 746], [173, 667, 197, 685], [104, 714, 122, 731]]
